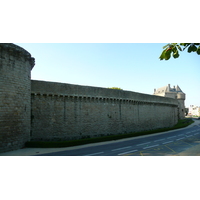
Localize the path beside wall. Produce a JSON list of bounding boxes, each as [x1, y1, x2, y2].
[[31, 80, 179, 141]]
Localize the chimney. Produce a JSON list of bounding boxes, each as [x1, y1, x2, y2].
[[166, 84, 170, 92]]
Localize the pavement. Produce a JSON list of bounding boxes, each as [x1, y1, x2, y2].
[[1, 118, 200, 156], [175, 118, 200, 156]]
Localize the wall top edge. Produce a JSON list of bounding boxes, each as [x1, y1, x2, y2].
[[31, 80, 179, 105], [31, 92, 178, 106], [0, 43, 35, 69]]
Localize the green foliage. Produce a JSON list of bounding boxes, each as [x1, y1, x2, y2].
[[159, 43, 200, 60], [25, 119, 194, 148], [108, 87, 123, 90]]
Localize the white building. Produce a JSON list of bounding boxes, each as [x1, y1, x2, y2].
[[188, 105, 200, 117]]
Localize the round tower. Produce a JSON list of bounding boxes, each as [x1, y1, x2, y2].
[[177, 92, 186, 119], [0, 43, 35, 153], [177, 93, 185, 100]]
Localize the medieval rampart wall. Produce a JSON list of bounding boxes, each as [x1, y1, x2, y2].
[[31, 80, 179, 141], [0, 43, 182, 153]]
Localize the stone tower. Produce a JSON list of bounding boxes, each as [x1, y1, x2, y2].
[[153, 84, 186, 119], [0, 43, 35, 153]]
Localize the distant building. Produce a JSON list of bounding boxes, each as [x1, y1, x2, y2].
[[188, 105, 200, 117], [153, 84, 186, 119]]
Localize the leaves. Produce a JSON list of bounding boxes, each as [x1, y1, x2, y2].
[[160, 43, 200, 60], [159, 45, 178, 60], [165, 48, 172, 60], [163, 44, 170, 49], [172, 47, 179, 59], [177, 44, 182, 51], [159, 49, 167, 60], [188, 45, 193, 53], [197, 46, 200, 55]]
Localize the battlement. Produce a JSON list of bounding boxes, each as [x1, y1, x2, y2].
[[31, 80, 178, 106]]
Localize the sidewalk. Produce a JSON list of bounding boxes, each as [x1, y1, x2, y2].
[[1, 119, 200, 156], [175, 118, 200, 156]]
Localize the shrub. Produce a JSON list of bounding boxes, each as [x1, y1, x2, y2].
[[108, 87, 123, 90]]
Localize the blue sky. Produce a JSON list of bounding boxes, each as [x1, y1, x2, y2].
[[16, 43, 200, 108]]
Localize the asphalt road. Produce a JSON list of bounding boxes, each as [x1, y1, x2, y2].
[[35, 119, 200, 156]]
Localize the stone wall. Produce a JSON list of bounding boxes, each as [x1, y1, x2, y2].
[[0, 43, 181, 153], [31, 80, 178, 141], [0, 44, 35, 152]]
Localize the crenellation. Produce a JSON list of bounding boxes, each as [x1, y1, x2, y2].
[[31, 92, 179, 107]]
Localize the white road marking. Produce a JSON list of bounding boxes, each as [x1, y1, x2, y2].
[[186, 135, 193, 137], [167, 136, 176, 139], [118, 149, 138, 155], [162, 141, 173, 144], [136, 142, 151, 146], [154, 138, 165, 142], [143, 144, 159, 149], [111, 146, 132, 151], [176, 137, 185, 141], [84, 152, 104, 156]]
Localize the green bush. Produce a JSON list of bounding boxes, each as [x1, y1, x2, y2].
[[108, 87, 123, 90]]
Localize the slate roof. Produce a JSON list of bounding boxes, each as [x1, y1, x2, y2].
[[154, 84, 184, 94]]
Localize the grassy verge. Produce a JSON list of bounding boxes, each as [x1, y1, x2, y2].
[[25, 118, 194, 148]]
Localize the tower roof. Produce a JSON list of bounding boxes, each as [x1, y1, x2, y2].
[[154, 84, 184, 94], [176, 85, 183, 93], [154, 85, 168, 94]]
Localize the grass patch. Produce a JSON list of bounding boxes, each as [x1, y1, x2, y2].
[[25, 118, 194, 148]]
